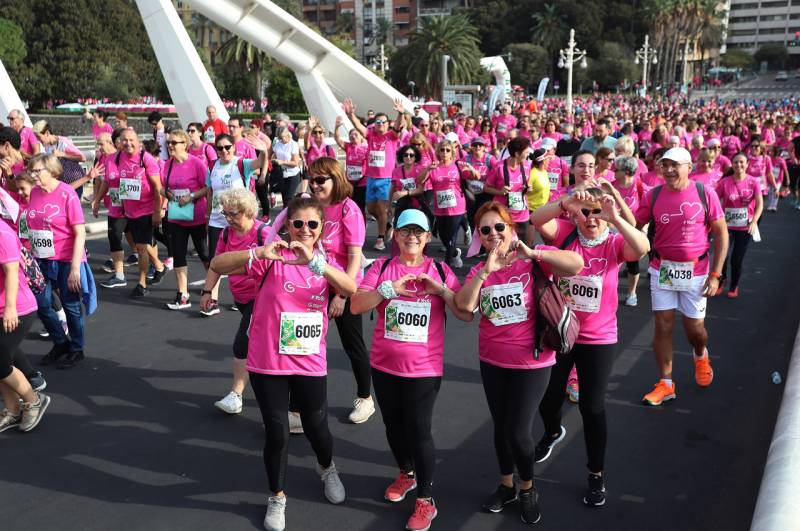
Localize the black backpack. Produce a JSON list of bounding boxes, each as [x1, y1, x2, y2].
[[222, 221, 268, 246]]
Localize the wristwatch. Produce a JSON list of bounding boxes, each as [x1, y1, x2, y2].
[[200, 289, 213, 295]]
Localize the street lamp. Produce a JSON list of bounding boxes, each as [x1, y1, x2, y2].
[[634, 34, 658, 96], [558, 28, 587, 118], [408, 80, 416, 98]]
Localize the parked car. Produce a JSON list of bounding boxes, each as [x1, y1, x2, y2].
[[775, 71, 789, 81]]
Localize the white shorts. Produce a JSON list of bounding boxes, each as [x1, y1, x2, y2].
[[648, 267, 708, 319]]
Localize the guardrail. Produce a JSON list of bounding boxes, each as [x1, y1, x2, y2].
[[750, 324, 800, 530]]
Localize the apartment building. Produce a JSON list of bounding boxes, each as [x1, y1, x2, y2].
[[724, 0, 800, 56]]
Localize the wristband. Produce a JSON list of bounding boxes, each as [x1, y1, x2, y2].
[[378, 280, 398, 300], [308, 253, 327, 276], [201, 289, 213, 296], [534, 248, 543, 261], [558, 200, 567, 213], [248, 247, 257, 269], [708, 271, 721, 279]]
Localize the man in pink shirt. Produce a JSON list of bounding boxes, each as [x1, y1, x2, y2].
[[90, 110, 114, 139], [634, 147, 728, 406], [228, 118, 257, 160], [6, 109, 40, 160], [491, 105, 517, 140]]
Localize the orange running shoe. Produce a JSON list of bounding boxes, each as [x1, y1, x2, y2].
[[695, 352, 714, 387], [642, 380, 676, 406], [726, 288, 739, 299]]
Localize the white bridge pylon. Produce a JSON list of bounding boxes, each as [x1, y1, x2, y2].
[[0, 59, 32, 128], [187, 0, 427, 129]]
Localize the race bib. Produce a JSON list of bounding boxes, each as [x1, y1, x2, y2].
[[172, 188, 191, 200], [203, 127, 216, 144], [496, 123, 508, 133], [467, 179, 485, 194], [346, 165, 363, 182], [658, 260, 694, 291], [29, 229, 55, 259], [479, 282, 527, 326], [384, 300, 431, 343], [119, 178, 142, 201], [279, 312, 323, 355], [211, 191, 222, 212], [369, 150, 386, 168], [436, 189, 457, 209], [399, 178, 417, 191], [559, 275, 603, 313], [18, 215, 28, 240], [108, 187, 122, 207], [757, 174, 767, 189], [772, 167, 780, 179], [548, 172, 561, 190], [507, 191, 525, 211], [724, 207, 748, 228]]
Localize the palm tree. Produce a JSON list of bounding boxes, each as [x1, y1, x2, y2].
[[531, 3, 567, 78], [216, 36, 269, 111], [404, 14, 482, 98], [337, 12, 356, 35]]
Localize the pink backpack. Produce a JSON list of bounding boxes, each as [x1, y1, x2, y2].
[[531, 255, 580, 360]]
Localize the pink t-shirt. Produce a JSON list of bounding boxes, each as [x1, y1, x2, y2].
[[546, 157, 571, 201], [639, 170, 664, 189], [492, 115, 517, 139], [344, 142, 369, 187], [551, 219, 626, 344], [321, 198, 365, 278], [305, 141, 335, 166], [634, 181, 724, 275], [714, 176, 761, 231], [161, 155, 209, 227], [360, 257, 461, 377], [721, 136, 742, 159], [485, 160, 531, 223], [713, 155, 731, 174], [188, 142, 218, 170], [234, 139, 257, 160], [365, 129, 400, 179], [118, 150, 161, 219], [689, 169, 722, 187], [770, 156, 788, 185], [0, 221, 37, 318], [746, 155, 773, 194], [26, 181, 86, 262], [245, 248, 343, 376], [215, 222, 270, 303], [465, 251, 557, 370], [91, 122, 114, 139], [429, 163, 466, 216], [392, 164, 423, 194], [101, 153, 126, 218], [612, 178, 643, 212], [18, 127, 40, 156]]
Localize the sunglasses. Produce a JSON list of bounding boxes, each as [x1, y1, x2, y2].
[[605, 158, 614, 162], [187, 129, 198, 134], [402, 153, 416, 158], [167, 140, 186, 146], [216, 144, 234, 152], [479, 223, 506, 235], [308, 176, 332, 186], [290, 219, 320, 230], [312, 130, 324, 135], [581, 208, 602, 217], [374, 119, 387, 125], [397, 227, 426, 238]]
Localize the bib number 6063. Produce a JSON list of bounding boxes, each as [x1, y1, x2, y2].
[[491, 293, 522, 309]]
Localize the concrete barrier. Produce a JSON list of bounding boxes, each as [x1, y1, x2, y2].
[[750, 324, 800, 530]]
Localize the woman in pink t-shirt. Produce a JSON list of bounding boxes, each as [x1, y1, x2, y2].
[[210, 195, 356, 524], [612, 156, 647, 306], [334, 115, 369, 213], [767, 145, 787, 212], [0, 220, 50, 432], [746, 138, 774, 198], [532, 188, 649, 507], [484, 137, 532, 235], [454, 202, 583, 523], [27, 154, 91, 370], [306, 156, 373, 424], [350, 209, 473, 530], [689, 148, 722, 188], [186, 122, 218, 170], [714, 153, 763, 298], [304, 116, 337, 167], [594, 148, 616, 181], [200, 188, 271, 415], [478, 119, 498, 157]]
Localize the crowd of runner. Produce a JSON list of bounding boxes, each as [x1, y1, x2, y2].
[[0, 92, 798, 531]]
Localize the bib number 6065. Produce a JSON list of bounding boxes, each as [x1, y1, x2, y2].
[[295, 324, 322, 338]]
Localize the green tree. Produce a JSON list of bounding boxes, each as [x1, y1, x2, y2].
[[531, 2, 566, 77], [217, 37, 268, 111], [588, 41, 637, 89], [720, 49, 752, 70], [754, 43, 789, 70], [503, 43, 549, 91], [0, 18, 26, 69]]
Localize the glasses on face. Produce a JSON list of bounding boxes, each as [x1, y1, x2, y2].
[[29, 168, 45, 175], [308, 176, 332, 186], [397, 227, 426, 238], [420, 123, 430, 128], [216, 144, 234, 152], [751, 144, 761, 149], [222, 210, 242, 219], [438, 148, 452, 153], [374, 119, 387, 125], [187, 129, 198, 134], [479, 223, 506, 235], [581, 208, 602, 217], [290, 219, 320, 230], [402, 152, 416, 159], [167, 140, 186, 147], [312, 130, 324, 135]]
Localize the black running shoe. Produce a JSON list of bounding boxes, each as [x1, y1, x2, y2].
[[149, 267, 167, 286], [40, 342, 69, 366], [481, 484, 518, 513], [582, 473, 606, 507], [131, 284, 148, 298], [519, 486, 541, 524], [58, 351, 85, 370], [534, 425, 566, 463]]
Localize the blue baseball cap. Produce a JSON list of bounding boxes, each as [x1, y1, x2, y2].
[[396, 209, 430, 231]]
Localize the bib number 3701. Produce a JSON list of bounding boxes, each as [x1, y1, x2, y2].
[[279, 312, 323, 355], [658, 260, 694, 291]]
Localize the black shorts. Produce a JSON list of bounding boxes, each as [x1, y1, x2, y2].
[[107, 216, 127, 253], [126, 214, 154, 245]]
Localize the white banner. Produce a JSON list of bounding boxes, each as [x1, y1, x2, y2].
[[537, 77, 550, 102]]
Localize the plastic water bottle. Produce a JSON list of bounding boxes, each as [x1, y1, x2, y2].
[[771, 372, 782, 385]]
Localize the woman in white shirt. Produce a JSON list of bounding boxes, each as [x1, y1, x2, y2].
[[271, 128, 303, 207]]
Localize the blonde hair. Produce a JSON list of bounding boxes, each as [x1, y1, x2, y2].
[[32, 120, 50, 135], [28, 153, 63, 178], [614, 136, 634, 156], [219, 188, 259, 219], [167, 128, 189, 144]]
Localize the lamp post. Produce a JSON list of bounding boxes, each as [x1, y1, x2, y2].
[[441, 54, 451, 106], [408, 80, 416, 98], [634, 34, 658, 96], [557, 28, 587, 118]]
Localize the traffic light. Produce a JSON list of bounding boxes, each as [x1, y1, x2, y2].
[[792, 31, 800, 46]]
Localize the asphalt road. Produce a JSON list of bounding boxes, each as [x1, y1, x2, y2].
[[692, 71, 800, 101], [2, 200, 799, 531]]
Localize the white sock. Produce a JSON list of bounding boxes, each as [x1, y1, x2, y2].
[[694, 348, 708, 359], [115, 272, 124, 280], [662, 378, 674, 387]]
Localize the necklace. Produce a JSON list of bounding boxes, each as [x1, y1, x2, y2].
[[578, 228, 610, 248]]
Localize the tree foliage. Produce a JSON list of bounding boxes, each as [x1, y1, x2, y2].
[[503, 43, 549, 91], [588, 41, 638, 88], [0, 18, 27, 69], [720, 49, 752, 70], [753, 44, 789, 70]]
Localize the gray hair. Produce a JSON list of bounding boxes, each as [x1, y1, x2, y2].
[[614, 156, 638, 176], [219, 188, 259, 219]]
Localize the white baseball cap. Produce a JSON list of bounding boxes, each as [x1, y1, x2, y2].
[[540, 137, 557, 150], [444, 132, 460, 144], [658, 147, 692, 165]]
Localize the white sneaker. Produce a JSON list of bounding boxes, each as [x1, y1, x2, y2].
[[263, 495, 286, 531], [625, 293, 638, 307], [215, 391, 243, 414], [451, 248, 463, 269], [373, 238, 386, 251], [288, 412, 304, 434], [348, 397, 375, 424]]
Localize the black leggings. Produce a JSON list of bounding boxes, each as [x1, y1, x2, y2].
[[250, 372, 333, 494], [538, 343, 615, 473], [626, 260, 640, 275], [107, 216, 127, 253], [372, 369, 441, 498], [232, 300, 253, 359], [435, 214, 464, 265], [353, 186, 366, 214], [208, 226, 223, 261], [721, 229, 751, 290], [153, 217, 173, 257], [168, 223, 210, 268], [0, 314, 36, 379], [480, 361, 551, 482], [255, 178, 270, 216]]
